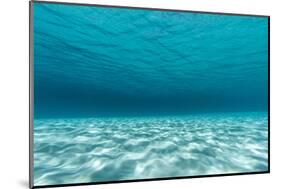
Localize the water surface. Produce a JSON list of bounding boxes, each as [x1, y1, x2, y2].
[[33, 2, 269, 186]]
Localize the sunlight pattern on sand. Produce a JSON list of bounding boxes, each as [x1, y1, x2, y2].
[[34, 112, 268, 185]]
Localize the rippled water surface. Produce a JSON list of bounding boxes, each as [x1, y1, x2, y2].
[[34, 112, 268, 185], [34, 3, 268, 117], [33, 2, 268, 186]]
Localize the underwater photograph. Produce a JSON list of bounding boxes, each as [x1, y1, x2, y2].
[[32, 2, 269, 186]]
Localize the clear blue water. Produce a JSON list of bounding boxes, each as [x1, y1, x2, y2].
[[33, 2, 268, 186]]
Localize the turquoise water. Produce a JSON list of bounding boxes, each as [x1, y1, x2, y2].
[[33, 2, 268, 186]]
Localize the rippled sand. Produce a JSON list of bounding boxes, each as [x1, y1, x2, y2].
[[34, 112, 268, 186]]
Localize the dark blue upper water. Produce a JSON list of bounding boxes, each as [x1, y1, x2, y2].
[[34, 3, 268, 118]]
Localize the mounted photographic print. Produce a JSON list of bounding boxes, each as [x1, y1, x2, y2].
[[30, 1, 270, 188]]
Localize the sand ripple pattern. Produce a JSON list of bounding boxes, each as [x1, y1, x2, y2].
[[34, 112, 268, 185]]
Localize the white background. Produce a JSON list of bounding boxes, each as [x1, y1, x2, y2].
[[0, 0, 279, 188]]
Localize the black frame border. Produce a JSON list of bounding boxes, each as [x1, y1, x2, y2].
[[29, 0, 270, 188]]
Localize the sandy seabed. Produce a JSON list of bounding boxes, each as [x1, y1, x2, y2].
[[34, 112, 268, 186]]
